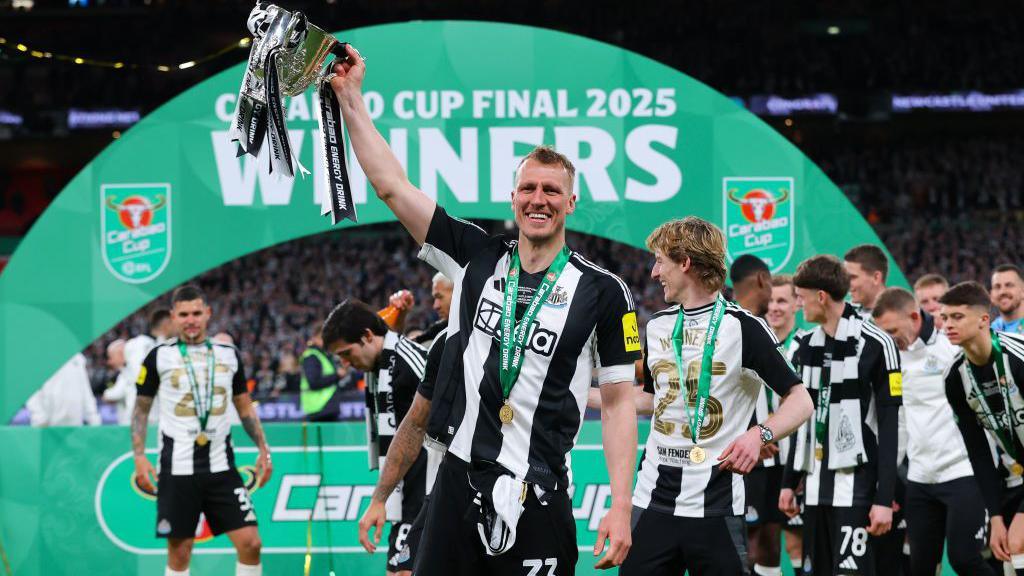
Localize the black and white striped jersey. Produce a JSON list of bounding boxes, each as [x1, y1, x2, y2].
[[634, 300, 802, 517], [137, 339, 248, 476], [944, 331, 1024, 516], [418, 206, 641, 490], [366, 331, 427, 468], [785, 323, 902, 508]]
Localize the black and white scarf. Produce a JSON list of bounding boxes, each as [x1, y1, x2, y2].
[[793, 303, 868, 471]]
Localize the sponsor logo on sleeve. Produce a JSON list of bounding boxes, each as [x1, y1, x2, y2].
[[889, 372, 903, 396], [622, 312, 641, 352]]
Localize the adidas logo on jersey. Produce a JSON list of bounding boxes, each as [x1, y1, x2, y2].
[[475, 298, 559, 356], [839, 556, 858, 570]]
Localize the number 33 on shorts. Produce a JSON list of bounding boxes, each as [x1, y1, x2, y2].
[[522, 558, 557, 576]]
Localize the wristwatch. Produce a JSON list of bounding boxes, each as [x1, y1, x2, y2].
[[757, 424, 774, 445]]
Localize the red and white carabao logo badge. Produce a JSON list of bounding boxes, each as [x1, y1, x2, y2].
[[722, 177, 794, 273]]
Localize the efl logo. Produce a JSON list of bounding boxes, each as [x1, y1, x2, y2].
[[101, 183, 172, 283], [722, 177, 794, 273]]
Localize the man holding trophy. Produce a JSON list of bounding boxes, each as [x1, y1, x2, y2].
[[327, 40, 641, 574]]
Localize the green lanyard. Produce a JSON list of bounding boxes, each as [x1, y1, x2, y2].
[[671, 295, 726, 447], [498, 245, 572, 421], [814, 335, 834, 446], [178, 340, 216, 433], [966, 331, 1018, 461]]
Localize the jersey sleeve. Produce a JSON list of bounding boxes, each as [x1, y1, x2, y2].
[[641, 336, 655, 393], [232, 347, 248, 396], [866, 328, 903, 407], [136, 346, 161, 398], [417, 332, 445, 400], [417, 204, 490, 280], [394, 339, 428, 422], [593, 275, 643, 385], [739, 314, 802, 396]]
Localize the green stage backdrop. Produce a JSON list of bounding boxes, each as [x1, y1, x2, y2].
[[0, 422, 959, 576], [0, 422, 633, 575], [0, 20, 903, 420]]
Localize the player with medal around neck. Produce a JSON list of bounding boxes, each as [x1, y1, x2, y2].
[[329, 43, 640, 572], [651, 234, 812, 475], [131, 285, 273, 576], [940, 280, 1024, 570]]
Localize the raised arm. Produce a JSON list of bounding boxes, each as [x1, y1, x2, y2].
[[330, 45, 435, 244]]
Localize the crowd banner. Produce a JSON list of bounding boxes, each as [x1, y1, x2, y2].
[[0, 20, 903, 420]]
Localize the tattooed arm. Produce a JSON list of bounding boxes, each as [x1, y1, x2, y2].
[[132, 396, 158, 491], [233, 393, 273, 486], [357, 390, 431, 553]]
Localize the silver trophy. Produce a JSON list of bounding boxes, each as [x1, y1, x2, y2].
[[230, 2, 356, 223]]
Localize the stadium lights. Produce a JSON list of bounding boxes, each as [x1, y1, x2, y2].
[[827, 26, 841, 35], [1, 36, 250, 72]]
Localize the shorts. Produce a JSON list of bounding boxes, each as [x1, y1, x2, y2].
[[405, 494, 429, 572], [745, 466, 786, 526], [387, 521, 414, 571], [803, 505, 876, 576], [413, 454, 578, 576], [1002, 483, 1024, 519], [619, 506, 748, 576], [156, 469, 256, 539]]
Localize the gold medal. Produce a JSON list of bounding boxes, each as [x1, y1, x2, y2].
[[689, 446, 706, 464], [195, 432, 209, 446], [815, 445, 824, 461], [499, 401, 514, 425], [1012, 462, 1024, 477]]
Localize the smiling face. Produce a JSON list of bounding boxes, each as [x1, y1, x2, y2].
[[511, 159, 576, 245], [767, 284, 799, 332], [991, 270, 1024, 317], [172, 298, 211, 344], [651, 249, 689, 305]]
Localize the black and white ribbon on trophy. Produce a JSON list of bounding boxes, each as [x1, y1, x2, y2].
[[230, 2, 357, 224]]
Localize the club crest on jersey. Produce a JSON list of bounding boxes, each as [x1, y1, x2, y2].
[[722, 177, 794, 273], [546, 285, 569, 308], [101, 183, 172, 284]]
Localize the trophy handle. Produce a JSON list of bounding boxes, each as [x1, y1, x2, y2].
[[331, 42, 352, 63]]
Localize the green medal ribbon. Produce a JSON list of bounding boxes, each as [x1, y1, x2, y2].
[[498, 245, 572, 408], [178, 340, 216, 434], [814, 369, 832, 446], [671, 295, 726, 447], [966, 331, 1019, 462]]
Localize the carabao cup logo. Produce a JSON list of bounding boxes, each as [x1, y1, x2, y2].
[[101, 183, 172, 283], [722, 177, 794, 272]]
